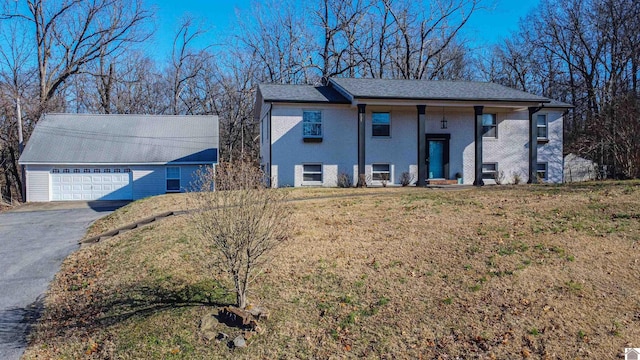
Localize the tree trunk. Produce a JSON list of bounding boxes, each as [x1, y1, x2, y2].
[[8, 147, 23, 202]]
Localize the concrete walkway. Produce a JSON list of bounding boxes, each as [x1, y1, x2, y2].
[[0, 202, 126, 360]]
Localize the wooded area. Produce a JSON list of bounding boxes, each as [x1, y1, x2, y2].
[[1, 0, 638, 202]]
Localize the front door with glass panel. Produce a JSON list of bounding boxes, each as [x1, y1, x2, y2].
[[426, 134, 450, 179]]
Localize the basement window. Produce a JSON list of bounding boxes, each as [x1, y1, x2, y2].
[[482, 163, 498, 180], [302, 164, 322, 184], [166, 167, 181, 192], [537, 163, 548, 181], [372, 164, 391, 181]]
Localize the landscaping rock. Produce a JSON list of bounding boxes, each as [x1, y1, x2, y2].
[[199, 313, 218, 341], [233, 335, 246, 348], [247, 305, 270, 321]]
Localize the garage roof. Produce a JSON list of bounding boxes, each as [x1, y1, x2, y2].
[[19, 114, 219, 165]]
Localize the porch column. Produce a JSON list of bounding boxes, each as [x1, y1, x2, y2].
[[417, 105, 427, 186], [474, 106, 484, 186], [528, 106, 541, 184], [357, 104, 366, 187]]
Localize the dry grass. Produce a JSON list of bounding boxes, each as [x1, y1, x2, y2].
[[24, 182, 640, 359]]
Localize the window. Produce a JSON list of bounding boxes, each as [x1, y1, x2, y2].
[[52, 169, 60, 174], [482, 163, 498, 180], [537, 114, 548, 139], [123, 168, 131, 173], [62, 169, 70, 174], [482, 114, 497, 138], [103, 168, 111, 173], [303, 111, 322, 139], [93, 169, 101, 173], [537, 163, 548, 181], [302, 164, 322, 183], [166, 167, 181, 192], [114, 168, 121, 173], [372, 164, 391, 181], [83, 169, 91, 173], [372, 112, 390, 137], [73, 169, 80, 173]]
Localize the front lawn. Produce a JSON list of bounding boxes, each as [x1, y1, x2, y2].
[[24, 182, 640, 359]]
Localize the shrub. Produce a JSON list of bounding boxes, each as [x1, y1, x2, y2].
[[399, 172, 415, 186], [337, 173, 352, 188], [512, 171, 522, 184]]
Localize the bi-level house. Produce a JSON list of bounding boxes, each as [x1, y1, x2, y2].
[[255, 78, 572, 187]]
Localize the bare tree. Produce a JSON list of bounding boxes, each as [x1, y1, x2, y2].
[[188, 161, 293, 309], [2, 0, 152, 115]]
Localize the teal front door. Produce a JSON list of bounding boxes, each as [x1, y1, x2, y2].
[[426, 134, 450, 179], [428, 140, 445, 178]]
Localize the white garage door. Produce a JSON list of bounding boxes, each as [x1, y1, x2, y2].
[[50, 168, 133, 201]]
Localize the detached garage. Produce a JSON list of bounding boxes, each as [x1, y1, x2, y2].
[[19, 114, 218, 202]]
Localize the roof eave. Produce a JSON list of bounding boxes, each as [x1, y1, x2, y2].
[[351, 95, 551, 103], [262, 99, 351, 104]]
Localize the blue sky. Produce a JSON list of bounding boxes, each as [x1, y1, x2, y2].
[[146, 0, 540, 58]]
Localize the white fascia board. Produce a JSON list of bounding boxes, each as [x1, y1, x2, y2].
[[351, 98, 548, 108]]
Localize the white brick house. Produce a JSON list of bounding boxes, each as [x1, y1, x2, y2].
[[256, 78, 571, 187]]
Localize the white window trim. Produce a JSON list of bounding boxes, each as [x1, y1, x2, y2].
[[372, 112, 391, 138], [302, 110, 323, 139], [302, 163, 323, 185], [166, 166, 181, 192], [537, 114, 548, 140], [371, 163, 392, 184]]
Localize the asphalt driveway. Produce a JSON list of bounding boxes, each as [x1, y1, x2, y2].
[[0, 201, 127, 360]]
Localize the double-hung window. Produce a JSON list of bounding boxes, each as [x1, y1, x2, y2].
[[537, 114, 548, 140], [372, 112, 390, 137], [166, 167, 181, 192], [302, 164, 322, 184], [303, 111, 322, 140], [482, 114, 497, 138]]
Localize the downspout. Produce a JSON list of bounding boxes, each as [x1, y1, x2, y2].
[[561, 108, 570, 183], [267, 103, 273, 187]]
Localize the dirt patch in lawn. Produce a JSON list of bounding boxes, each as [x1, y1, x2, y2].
[[24, 182, 640, 359]]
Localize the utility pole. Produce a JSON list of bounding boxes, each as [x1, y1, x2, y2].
[[16, 97, 26, 201]]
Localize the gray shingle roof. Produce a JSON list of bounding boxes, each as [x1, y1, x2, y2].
[[19, 114, 218, 165], [259, 84, 350, 103], [545, 99, 574, 108], [329, 78, 552, 103]]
